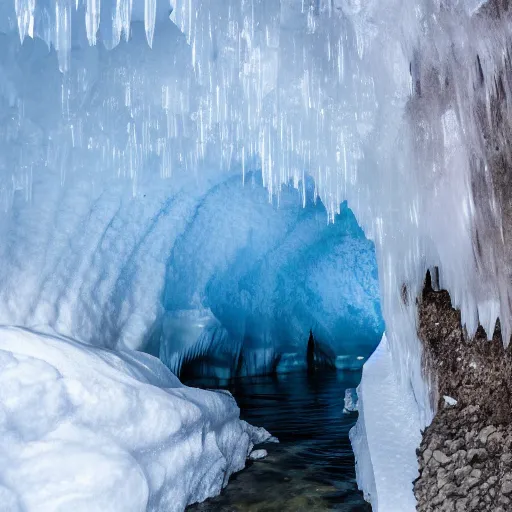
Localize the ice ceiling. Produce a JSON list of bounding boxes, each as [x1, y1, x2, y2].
[[1, 0, 511, 509]]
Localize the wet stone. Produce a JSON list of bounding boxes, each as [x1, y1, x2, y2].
[[467, 448, 488, 463], [478, 426, 497, 444], [433, 450, 451, 465], [501, 453, 512, 465], [501, 480, 512, 495]]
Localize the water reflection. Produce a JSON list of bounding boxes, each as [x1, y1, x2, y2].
[[186, 371, 370, 511]]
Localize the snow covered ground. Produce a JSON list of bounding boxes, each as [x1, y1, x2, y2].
[[350, 334, 422, 511], [0, 326, 269, 511]]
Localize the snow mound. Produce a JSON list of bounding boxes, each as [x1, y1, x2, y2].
[[248, 449, 267, 461], [0, 326, 265, 512], [350, 334, 422, 511]]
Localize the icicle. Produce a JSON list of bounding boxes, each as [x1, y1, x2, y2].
[[55, 0, 72, 72], [242, 147, 245, 186], [145, 0, 157, 47], [86, 0, 101, 45], [119, 0, 134, 41], [15, 0, 36, 42]]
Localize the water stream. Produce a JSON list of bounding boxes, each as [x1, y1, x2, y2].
[[187, 370, 370, 511]]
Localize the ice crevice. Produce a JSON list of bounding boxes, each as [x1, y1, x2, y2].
[[1, 0, 512, 511]]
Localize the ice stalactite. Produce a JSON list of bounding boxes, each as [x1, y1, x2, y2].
[[5, 0, 174, 69]]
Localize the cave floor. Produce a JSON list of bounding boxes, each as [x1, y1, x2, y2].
[[186, 371, 370, 512]]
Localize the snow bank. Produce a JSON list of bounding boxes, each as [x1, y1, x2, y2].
[[350, 334, 422, 512], [0, 326, 266, 511]]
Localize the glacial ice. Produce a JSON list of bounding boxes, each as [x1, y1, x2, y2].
[[0, 325, 269, 511], [160, 181, 382, 378], [343, 387, 358, 413], [1, 0, 510, 510]]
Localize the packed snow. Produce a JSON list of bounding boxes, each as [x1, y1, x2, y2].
[[0, 326, 270, 511], [350, 334, 422, 511], [443, 396, 458, 407]]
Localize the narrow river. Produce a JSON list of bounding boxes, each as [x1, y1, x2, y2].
[[187, 370, 371, 511]]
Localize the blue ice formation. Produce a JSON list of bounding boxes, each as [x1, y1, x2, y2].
[[0, 8, 383, 381], [155, 172, 384, 379]]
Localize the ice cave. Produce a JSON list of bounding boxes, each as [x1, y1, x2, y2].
[[1, 0, 512, 511]]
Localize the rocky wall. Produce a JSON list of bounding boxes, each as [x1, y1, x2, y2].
[[414, 271, 512, 511]]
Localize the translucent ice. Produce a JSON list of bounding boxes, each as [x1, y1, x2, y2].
[[343, 388, 358, 413], [159, 181, 383, 378]]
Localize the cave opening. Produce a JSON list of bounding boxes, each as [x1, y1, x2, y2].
[[139, 170, 384, 510], [147, 172, 383, 385], [1, 0, 486, 509]]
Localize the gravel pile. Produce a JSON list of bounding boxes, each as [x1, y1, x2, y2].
[[414, 271, 512, 511]]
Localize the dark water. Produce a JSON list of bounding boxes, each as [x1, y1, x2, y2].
[[187, 371, 371, 512]]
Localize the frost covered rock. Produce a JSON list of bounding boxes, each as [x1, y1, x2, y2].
[[248, 449, 268, 461], [343, 388, 358, 413], [416, 279, 512, 512], [0, 326, 267, 512]]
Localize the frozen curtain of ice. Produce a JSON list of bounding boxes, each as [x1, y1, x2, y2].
[[1, 0, 511, 510]]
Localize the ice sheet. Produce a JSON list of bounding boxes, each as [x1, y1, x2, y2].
[[351, 334, 422, 511]]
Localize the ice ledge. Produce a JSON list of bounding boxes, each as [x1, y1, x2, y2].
[[350, 334, 422, 512]]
